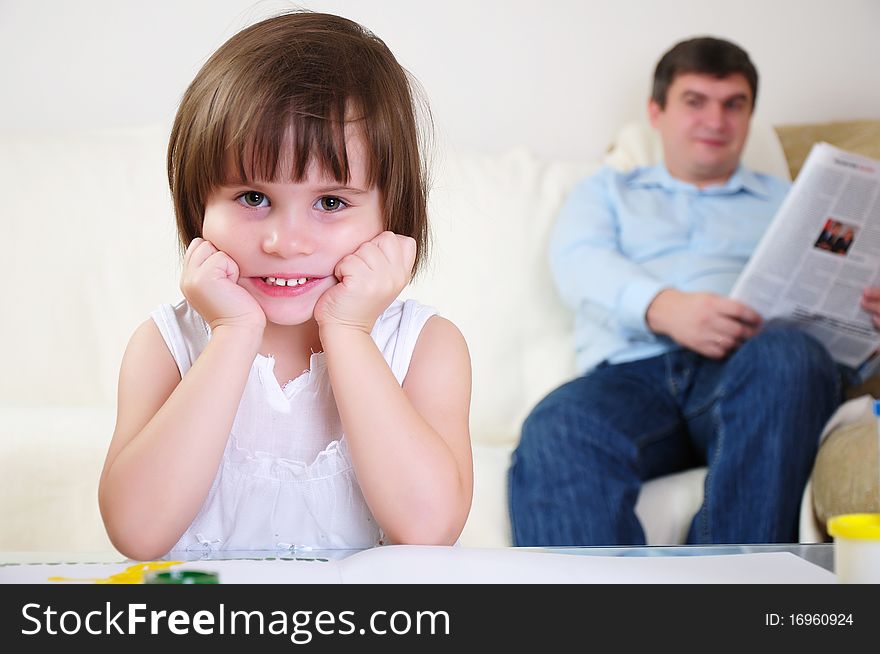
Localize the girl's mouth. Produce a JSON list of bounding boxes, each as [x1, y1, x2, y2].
[[252, 275, 325, 296]]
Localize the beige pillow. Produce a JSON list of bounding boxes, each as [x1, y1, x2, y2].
[[775, 119, 880, 179], [811, 418, 880, 534]]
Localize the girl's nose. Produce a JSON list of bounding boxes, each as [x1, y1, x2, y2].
[[261, 213, 315, 258]]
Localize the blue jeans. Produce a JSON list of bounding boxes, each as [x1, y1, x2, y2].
[[508, 327, 843, 545]]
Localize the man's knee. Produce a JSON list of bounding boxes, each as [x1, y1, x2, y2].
[[517, 385, 644, 482], [735, 326, 838, 384], [517, 385, 586, 459]]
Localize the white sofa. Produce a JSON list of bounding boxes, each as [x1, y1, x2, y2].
[[0, 120, 797, 553]]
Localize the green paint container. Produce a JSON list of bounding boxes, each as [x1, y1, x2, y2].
[[144, 569, 219, 584]]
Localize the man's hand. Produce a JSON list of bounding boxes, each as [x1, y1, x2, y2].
[[861, 286, 880, 330], [314, 231, 416, 335], [180, 237, 266, 334], [646, 288, 763, 359]]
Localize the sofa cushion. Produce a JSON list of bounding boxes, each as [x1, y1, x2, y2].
[[0, 126, 180, 408], [459, 442, 514, 547], [0, 406, 117, 552]]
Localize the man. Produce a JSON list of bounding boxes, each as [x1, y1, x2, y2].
[[508, 36, 880, 545]]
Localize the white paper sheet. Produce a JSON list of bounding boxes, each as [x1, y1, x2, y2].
[[0, 545, 834, 584]]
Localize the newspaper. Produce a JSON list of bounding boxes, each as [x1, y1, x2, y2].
[[730, 142, 880, 369]]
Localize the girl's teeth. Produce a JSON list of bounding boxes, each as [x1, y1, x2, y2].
[[264, 277, 308, 286]]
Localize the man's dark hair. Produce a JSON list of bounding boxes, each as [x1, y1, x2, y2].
[[651, 36, 758, 109]]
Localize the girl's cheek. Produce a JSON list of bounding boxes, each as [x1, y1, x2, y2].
[[200, 212, 220, 242], [201, 214, 236, 250]]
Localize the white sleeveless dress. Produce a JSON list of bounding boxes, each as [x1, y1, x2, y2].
[[150, 298, 437, 553]]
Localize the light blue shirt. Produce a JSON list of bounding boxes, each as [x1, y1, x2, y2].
[[550, 163, 791, 374]]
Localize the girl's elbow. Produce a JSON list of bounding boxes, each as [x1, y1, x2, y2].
[[389, 528, 457, 547], [100, 505, 176, 561], [113, 538, 171, 563], [387, 508, 467, 546], [105, 522, 176, 561]]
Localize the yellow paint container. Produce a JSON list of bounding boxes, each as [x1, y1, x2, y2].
[[827, 513, 880, 584]]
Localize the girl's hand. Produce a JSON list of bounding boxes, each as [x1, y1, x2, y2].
[[181, 237, 266, 333], [314, 231, 416, 334]]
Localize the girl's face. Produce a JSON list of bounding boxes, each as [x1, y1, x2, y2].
[[202, 129, 383, 326]]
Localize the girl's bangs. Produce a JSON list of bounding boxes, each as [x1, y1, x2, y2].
[[218, 98, 377, 188]]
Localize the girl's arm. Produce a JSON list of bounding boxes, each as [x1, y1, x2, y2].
[[99, 238, 265, 560], [321, 316, 472, 545], [99, 320, 261, 560], [315, 231, 473, 545]]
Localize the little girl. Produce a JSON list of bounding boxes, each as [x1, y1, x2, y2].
[[98, 12, 473, 560]]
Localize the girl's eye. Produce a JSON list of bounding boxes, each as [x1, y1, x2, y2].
[[316, 196, 347, 212], [238, 191, 268, 208]]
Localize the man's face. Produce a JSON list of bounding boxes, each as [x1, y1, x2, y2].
[[648, 72, 753, 186]]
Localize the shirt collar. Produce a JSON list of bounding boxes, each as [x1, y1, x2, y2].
[[628, 163, 773, 199]]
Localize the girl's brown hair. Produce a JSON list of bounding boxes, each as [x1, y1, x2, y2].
[[167, 11, 431, 272]]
